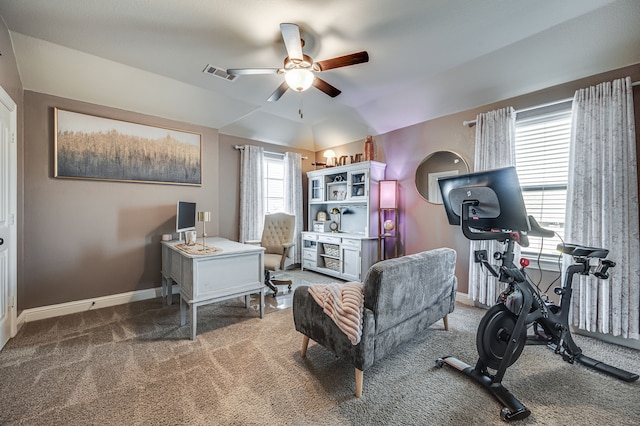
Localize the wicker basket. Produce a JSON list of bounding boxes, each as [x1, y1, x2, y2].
[[323, 244, 340, 257], [324, 257, 341, 271]]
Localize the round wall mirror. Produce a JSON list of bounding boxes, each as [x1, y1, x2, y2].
[[415, 151, 469, 204]]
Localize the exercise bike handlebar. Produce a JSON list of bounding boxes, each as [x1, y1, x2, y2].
[[460, 202, 555, 249]]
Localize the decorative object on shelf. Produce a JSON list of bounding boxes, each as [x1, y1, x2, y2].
[[378, 180, 399, 260], [329, 207, 341, 232], [197, 211, 211, 250], [316, 211, 328, 222], [364, 135, 374, 161], [351, 153, 364, 163], [323, 149, 336, 167], [415, 151, 469, 204]]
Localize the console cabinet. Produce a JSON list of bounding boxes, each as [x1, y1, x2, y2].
[[303, 161, 385, 281]]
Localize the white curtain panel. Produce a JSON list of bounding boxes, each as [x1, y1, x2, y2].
[[284, 152, 304, 264], [469, 107, 517, 305], [239, 145, 264, 243], [566, 76, 639, 339]]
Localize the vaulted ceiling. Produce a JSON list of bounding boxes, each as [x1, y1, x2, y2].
[[1, 0, 639, 151]]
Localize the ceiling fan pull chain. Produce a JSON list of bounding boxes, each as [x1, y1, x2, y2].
[[299, 96, 304, 119]]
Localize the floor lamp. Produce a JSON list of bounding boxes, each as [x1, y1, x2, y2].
[[378, 180, 398, 260]]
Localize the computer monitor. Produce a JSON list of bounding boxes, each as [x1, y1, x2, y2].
[[176, 201, 197, 235], [438, 166, 530, 233]]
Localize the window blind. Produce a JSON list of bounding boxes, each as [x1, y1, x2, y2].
[[264, 156, 285, 214], [515, 106, 571, 257]]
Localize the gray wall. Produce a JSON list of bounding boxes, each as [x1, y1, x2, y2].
[[22, 91, 220, 309]]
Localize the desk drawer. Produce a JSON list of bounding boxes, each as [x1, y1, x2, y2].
[[303, 259, 316, 269], [302, 233, 318, 241], [318, 235, 341, 244], [303, 249, 316, 260], [341, 238, 360, 248]]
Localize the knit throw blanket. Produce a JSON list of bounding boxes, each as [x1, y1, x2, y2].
[[308, 282, 364, 345]]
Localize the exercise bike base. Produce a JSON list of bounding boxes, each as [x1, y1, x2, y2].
[[436, 356, 531, 421], [576, 354, 639, 382]]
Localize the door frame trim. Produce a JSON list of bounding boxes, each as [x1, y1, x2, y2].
[[0, 84, 17, 349]]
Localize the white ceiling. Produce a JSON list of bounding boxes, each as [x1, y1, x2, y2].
[[1, 0, 639, 151]]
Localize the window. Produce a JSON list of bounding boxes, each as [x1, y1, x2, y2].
[[264, 155, 285, 214], [514, 101, 572, 260]]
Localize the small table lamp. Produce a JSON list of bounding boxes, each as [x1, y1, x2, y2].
[[197, 211, 211, 250], [323, 149, 336, 167]]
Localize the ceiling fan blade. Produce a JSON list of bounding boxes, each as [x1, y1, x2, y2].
[[227, 68, 280, 76], [268, 81, 289, 102], [315, 51, 369, 71], [280, 23, 303, 61], [313, 77, 341, 98]]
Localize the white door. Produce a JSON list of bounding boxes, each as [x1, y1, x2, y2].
[[0, 85, 17, 351]]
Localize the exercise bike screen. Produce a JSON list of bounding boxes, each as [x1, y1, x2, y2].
[[438, 166, 530, 232]]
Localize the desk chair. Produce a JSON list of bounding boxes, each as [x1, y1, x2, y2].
[[249, 213, 296, 296]]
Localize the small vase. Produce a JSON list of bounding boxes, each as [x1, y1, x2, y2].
[[364, 136, 374, 161]]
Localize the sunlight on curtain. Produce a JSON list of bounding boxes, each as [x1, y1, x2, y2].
[[239, 145, 264, 243], [566, 76, 639, 339], [284, 152, 303, 265], [469, 107, 516, 305]]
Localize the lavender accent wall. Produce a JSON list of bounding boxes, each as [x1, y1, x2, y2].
[[322, 64, 640, 295]]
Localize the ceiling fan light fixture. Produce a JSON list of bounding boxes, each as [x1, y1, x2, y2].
[[285, 68, 314, 92]]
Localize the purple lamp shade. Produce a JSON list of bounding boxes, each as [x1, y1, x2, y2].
[[379, 180, 398, 209]]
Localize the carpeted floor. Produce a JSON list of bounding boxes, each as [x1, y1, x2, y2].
[[1, 274, 639, 425]]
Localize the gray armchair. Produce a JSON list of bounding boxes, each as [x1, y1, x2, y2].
[[249, 213, 296, 295], [293, 248, 457, 397]]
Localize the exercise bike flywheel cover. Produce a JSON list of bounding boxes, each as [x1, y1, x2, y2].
[[476, 304, 527, 370]]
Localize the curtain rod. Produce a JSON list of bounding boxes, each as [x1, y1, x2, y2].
[[233, 145, 308, 160], [462, 80, 640, 127]]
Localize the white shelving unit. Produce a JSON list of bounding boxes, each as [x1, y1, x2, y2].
[[302, 161, 386, 281]]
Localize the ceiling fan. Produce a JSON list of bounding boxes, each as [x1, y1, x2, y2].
[[227, 23, 369, 102]]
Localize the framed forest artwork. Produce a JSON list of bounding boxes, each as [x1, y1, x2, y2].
[[54, 108, 202, 185]]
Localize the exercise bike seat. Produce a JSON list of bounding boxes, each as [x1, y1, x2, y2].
[[558, 243, 609, 258]]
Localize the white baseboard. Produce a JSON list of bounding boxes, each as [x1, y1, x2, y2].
[[19, 284, 179, 324], [455, 291, 474, 306]]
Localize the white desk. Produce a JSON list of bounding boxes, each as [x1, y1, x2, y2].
[[161, 238, 265, 340]]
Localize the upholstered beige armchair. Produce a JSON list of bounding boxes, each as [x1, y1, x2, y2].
[[248, 213, 296, 295]]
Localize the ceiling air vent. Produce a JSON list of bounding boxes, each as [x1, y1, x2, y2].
[[203, 64, 236, 81]]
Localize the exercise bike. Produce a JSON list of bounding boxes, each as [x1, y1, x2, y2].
[[435, 167, 638, 422]]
